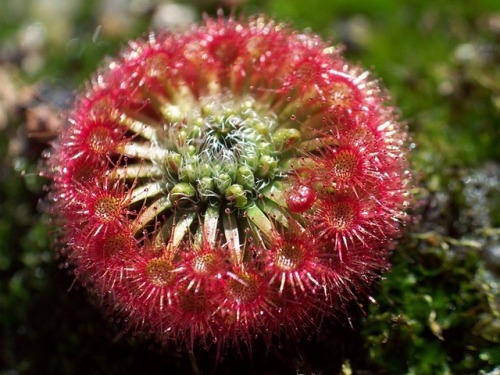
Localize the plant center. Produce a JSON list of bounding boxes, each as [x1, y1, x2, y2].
[[153, 94, 299, 208]]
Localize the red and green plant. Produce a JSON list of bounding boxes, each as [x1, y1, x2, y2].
[[44, 16, 411, 353]]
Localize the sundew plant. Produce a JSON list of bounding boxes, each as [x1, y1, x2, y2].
[[43, 16, 412, 354]]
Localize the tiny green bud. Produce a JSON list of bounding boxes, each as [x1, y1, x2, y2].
[[186, 145, 197, 155], [198, 162, 212, 178], [243, 150, 259, 170], [193, 117, 204, 127], [273, 128, 301, 150], [178, 162, 197, 183], [225, 184, 248, 208], [258, 141, 273, 155], [236, 166, 255, 189], [169, 182, 196, 203], [215, 172, 232, 194], [250, 120, 269, 136], [197, 177, 215, 199], [256, 155, 278, 178], [223, 162, 237, 180], [201, 104, 214, 116], [165, 153, 181, 172], [189, 124, 202, 139], [177, 129, 188, 146], [161, 104, 183, 123]]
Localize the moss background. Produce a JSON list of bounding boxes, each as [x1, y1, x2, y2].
[[1, 0, 499, 374]]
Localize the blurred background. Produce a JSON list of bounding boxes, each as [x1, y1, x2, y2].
[[0, 0, 499, 374]]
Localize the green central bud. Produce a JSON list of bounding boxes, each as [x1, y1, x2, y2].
[[154, 95, 299, 208], [114, 91, 308, 260]]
